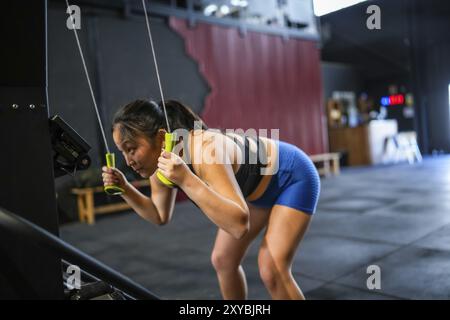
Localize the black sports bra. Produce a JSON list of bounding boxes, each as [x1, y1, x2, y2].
[[185, 132, 268, 197]]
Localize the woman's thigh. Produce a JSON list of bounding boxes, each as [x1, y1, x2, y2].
[[212, 202, 271, 265], [259, 204, 312, 269]]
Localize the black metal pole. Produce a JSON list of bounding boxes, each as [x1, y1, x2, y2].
[[0, 207, 160, 300], [0, 0, 63, 299]]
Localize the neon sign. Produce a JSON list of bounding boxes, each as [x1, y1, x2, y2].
[[381, 94, 405, 106]]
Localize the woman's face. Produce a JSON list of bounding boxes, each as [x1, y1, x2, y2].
[[112, 127, 164, 178]]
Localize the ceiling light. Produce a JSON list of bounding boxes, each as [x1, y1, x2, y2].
[[203, 4, 218, 16], [219, 5, 230, 15]]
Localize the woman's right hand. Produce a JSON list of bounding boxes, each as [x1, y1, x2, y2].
[[102, 166, 128, 190]]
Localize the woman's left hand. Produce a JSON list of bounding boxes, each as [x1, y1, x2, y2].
[[157, 149, 191, 186]]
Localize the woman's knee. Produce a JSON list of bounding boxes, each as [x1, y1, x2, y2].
[[211, 250, 240, 272], [258, 249, 290, 290]]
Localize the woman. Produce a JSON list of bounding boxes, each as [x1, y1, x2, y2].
[[102, 99, 320, 300]]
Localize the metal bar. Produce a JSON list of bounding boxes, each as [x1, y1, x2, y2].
[[51, 0, 319, 41], [131, 2, 319, 41], [0, 206, 160, 300]]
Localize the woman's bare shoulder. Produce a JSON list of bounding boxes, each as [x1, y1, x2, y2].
[[189, 129, 233, 177]]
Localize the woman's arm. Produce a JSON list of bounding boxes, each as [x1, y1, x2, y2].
[[179, 135, 250, 239], [121, 175, 177, 225]]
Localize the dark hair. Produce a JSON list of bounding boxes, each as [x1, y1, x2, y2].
[[112, 99, 208, 142]]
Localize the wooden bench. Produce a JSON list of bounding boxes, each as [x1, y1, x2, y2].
[[71, 180, 149, 225], [310, 153, 340, 176]]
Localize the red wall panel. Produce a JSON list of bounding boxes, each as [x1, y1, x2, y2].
[[170, 17, 327, 155]]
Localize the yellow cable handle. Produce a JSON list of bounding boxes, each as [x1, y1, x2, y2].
[[156, 132, 176, 188], [104, 153, 125, 195]]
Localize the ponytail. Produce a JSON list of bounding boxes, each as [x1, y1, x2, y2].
[[160, 100, 208, 132]]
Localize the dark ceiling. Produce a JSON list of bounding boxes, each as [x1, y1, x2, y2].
[[319, 0, 450, 81]]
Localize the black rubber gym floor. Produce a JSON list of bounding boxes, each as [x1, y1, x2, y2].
[[60, 155, 450, 299]]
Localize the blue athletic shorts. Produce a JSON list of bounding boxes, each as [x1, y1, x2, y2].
[[248, 141, 320, 214]]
